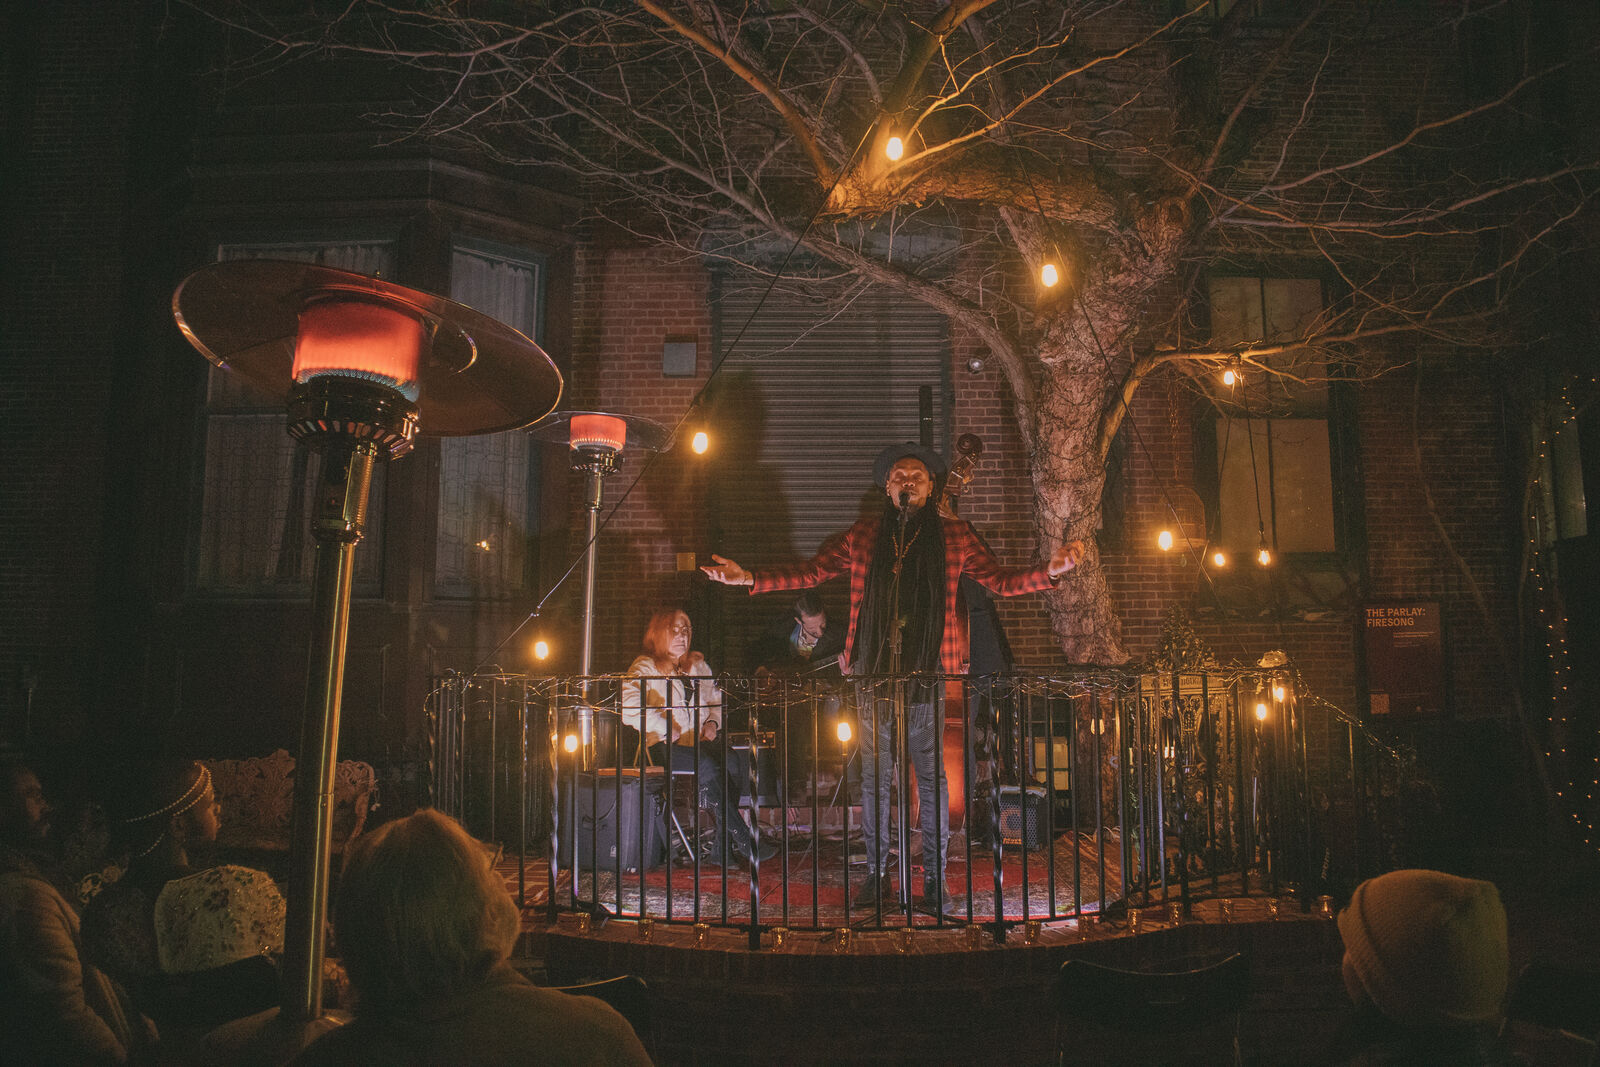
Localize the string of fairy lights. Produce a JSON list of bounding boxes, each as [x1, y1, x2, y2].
[[481, 121, 1579, 857], [1529, 380, 1595, 850]]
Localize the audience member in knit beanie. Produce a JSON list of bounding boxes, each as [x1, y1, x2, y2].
[[1337, 868, 1509, 1029]]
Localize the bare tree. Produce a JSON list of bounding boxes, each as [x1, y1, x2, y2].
[[206, 0, 1598, 664]]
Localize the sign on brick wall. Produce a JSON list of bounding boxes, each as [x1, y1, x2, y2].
[[1362, 601, 1445, 718]]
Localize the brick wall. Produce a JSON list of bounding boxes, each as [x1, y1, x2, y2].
[[0, 6, 140, 749]]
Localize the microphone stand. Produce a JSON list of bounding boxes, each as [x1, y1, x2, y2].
[[888, 492, 913, 915]]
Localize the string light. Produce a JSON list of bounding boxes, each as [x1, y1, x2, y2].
[[1527, 379, 1596, 853], [1041, 262, 1060, 288], [533, 639, 550, 660], [1257, 544, 1272, 567], [691, 430, 709, 454], [1212, 550, 1227, 567], [1158, 529, 1174, 551], [885, 135, 904, 161]]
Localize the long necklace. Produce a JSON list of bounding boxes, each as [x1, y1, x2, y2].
[[891, 524, 919, 577]]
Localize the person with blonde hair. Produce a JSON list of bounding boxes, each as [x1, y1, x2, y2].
[[293, 809, 650, 1065]]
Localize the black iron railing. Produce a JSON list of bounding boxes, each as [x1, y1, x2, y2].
[[428, 665, 1375, 937]]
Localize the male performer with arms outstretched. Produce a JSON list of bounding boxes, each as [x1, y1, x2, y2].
[[702, 443, 1084, 911]]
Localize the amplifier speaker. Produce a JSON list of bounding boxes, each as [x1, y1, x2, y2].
[[559, 770, 667, 872], [998, 785, 1048, 850]]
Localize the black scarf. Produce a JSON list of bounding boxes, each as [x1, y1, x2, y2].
[[853, 502, 945, 692]]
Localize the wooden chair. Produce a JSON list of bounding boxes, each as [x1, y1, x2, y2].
[[552, 974, 652, 1052], [1052, 952, 1250, 1066]]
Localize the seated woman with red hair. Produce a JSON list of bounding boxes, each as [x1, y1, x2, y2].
[[621, 608, 775, 865]]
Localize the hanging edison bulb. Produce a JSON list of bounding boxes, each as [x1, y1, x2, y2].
[[1041, 262, 1060, 288], [1222, 366, 1239, 387], [885, 135, 904, 161], [533, 639, 550, 660], [691, 430, 710, 454], [1257, 545, 1272, 566], [1158, 529, 1175, 551], [1211, 550, 1227, 567]]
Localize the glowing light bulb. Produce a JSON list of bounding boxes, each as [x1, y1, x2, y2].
[[691, 430, 709, 454], [1041, 262, 1060, 288], [1222, 368, 1239, 387], [563, 733, 580, 754], [1257, 546, 1272, 566], [1158, 529, 1174, 552], [533, 639, 550, 661], [835, 720, 853, 745], [1212, 551, 1227, 567], [1273, 683, 1287, 703], [885, 136, 904, 161], [1255, 702, 1269, 721]]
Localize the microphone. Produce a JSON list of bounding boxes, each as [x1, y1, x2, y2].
[[897, 489, 911, 510]]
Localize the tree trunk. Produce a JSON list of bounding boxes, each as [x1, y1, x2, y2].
[[1025, 338, 1129, 666]]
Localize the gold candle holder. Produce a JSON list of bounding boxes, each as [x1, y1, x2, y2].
[[770, 926, 790, 951], [1023, 919, 1043, 945], [575, 912, 592, 935], [833, 926, 852, 954], [893, 927, 915, 954], [636, 916, 654, 942], [693, 922, 710, 948]]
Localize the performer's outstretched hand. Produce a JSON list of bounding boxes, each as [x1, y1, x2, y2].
[[701, 553, 753, 586], [1048, 539, 1086, 578]]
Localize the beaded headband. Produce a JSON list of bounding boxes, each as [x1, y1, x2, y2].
[[125, 764, 212, 824]]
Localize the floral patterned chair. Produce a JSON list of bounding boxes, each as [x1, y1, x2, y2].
[[204, 749, 377, 856]]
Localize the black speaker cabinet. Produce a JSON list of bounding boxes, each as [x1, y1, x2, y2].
[[559, 770, 667, 872], [998, 785, 1048, 850]]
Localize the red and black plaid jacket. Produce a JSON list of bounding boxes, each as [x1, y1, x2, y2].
[[748, 514, 1055, 676]]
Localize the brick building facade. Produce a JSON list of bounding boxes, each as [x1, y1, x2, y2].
[[4, 2, 1594, 869]]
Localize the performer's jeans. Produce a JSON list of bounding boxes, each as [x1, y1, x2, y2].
[[649, 738, 757, 858], [857, 690, 948, 886]]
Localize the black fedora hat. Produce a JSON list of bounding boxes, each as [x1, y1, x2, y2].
[[872, 442, 947, 486]]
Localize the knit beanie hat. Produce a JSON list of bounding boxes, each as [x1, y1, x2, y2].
[[1337, 868, 1508, 1028]]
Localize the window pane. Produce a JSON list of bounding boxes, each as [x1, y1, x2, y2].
[[196, 241, 395, 591], [1217, 417, 1336, 553], [435, 246, 542, 598]]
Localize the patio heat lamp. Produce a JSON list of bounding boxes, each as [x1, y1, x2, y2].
[[529, 410, 670, 766], [171, 259, 563, 1024]]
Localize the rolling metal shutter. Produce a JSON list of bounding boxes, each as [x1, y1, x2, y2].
[[705, 275, 950, 668]]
